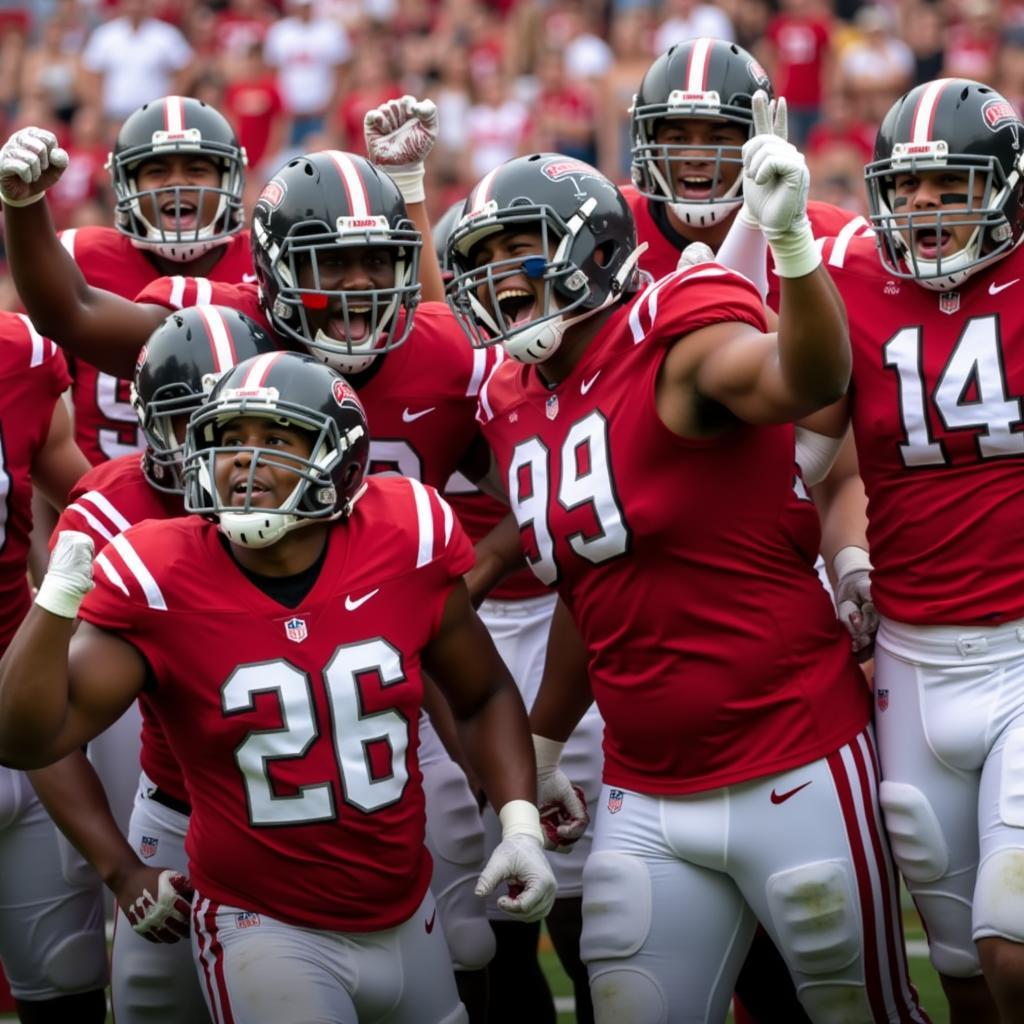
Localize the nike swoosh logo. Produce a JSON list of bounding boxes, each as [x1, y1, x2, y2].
[[425, 909, 437, 934], [580, 371, 601, 395], [242, 272, 258, 284], [344, 588, 380, 611], [402, 407, 436, 423], [989, 278, 1019, 295], [770, 781, 812, 805]]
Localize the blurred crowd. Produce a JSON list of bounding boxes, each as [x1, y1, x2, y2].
[[2, 0, 1024, 304]]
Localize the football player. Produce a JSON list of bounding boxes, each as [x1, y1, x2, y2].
[[792, 78, 1024, 1022], [0, 351, 557, 1024], [0, 123, 502, 1019], [29, 305, 281, 1024], [435, 204, 599, 1024], [443, 99, 927, 1023], [0, 312, 103, 1024]]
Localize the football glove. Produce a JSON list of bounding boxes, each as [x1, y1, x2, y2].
[[0, 127, 68, 207], [124, 869, 194, 944], [35, 531, 94, 619], [834, 545, 878, 655], [364, 95, 438, 205]]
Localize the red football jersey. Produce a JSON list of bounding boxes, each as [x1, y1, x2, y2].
[[54, 454, 186, 800], [622, 186, 869, 310], [59, 227, 254, 466], [823, 234, 1024, 625], [0, 314, 71, 652], [136, 279, 495, 492], [479, 265, 869, 794], [79, 476, 474, 930]]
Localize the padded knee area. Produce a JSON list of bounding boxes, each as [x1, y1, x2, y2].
[[580, 852, 651, 963], [928, 939, 982, 977], [590, 968, 667, 1024], [423, 762, 486, 868], [879, 781, 949, 883], [764, 860, 859, 975], [43, 930, 108, 993], [999, 730, 1024, 828], [797, 981, 874, 1023], [974, 847, 1024, 943], [446, 918, 496, 972]]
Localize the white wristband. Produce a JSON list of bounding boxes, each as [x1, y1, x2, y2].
[[833, 545, 872, 581], [34, 575, 87, 619], [0, 188, 45, 208], [384, 164, 426, 205], [532, 734, 565, 773], [768, 220, 821, 279], [498, 799, 544, 843]]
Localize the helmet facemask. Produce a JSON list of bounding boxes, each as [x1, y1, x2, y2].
[[184, 395, 367, 548], [109, 132, 247, 263], [255, 216, 422, 374], [630, 92, 749, 227]]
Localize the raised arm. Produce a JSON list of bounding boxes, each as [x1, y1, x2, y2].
[[667, 94, 850, 426], [0, 533, 146, 767], [0, 128, 167, 376]]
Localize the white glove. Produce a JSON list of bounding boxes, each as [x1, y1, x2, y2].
[[675, 241, 716, 272], [740, 93, 819, 278], [364, 95, 438, 205], [475, 800, 557, 922], [35, 531, 94, 619], [125, 870, 194, 944], [534, 734, 589, 852], [834, 546, 878, 655], [0, 127, 68, 207]]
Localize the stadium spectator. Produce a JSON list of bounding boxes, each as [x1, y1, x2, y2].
[[655, 0, 735, 53], [223, 41, 289, 176], [80, 0, 194, 127]]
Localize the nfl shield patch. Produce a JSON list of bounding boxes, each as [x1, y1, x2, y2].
[[139, 835, 159, 859], [235, 911, 261, 929], [877, 688, 889, 711], [546, 394, 559, 420], [607, 789, 624, 814], [939, 291, 961, 316], [284, 617, 308, 643]]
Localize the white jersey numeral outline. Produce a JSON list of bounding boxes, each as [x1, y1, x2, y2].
[[222, 639, 410, 826], [507, 410, 631, 585], [884, 315, 1024, 467]]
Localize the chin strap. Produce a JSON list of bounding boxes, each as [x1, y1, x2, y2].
[[507, 243, 649, 364]]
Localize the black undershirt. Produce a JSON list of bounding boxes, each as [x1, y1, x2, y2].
[[219, 533, 330, 608]]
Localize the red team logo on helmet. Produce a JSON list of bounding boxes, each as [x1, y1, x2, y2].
[[983, 99, 1018, 131], [332, 378, 358, 407], [257, 180, 286, 210], [541, 159, 596, 181]]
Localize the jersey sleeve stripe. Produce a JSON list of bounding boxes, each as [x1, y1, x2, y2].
[[15, 313, 45, 367], [198, 305, 238, 372], [197, 278, 213, 306], [77, 490, 133, 533], [466, 346, 490, 397], [64, 503, 117, 544], [408, 477, 435, 568], [439, 492, 455, 547], [169, 276, 187, 309], [477, 360, 498, 424], [95, 552, 130, 597], [58, 229, 77, 259], [828, 217, 870, 268], [110, 534, 167, 610]]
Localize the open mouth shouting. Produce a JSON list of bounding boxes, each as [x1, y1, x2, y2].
[[675, 174, 716, 200], [322, 304, 374, 345], [161, 197, 199, 232], [230, 474, 272, 506], [911, 225, 953, 259], [494, 288, 537, 327]]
